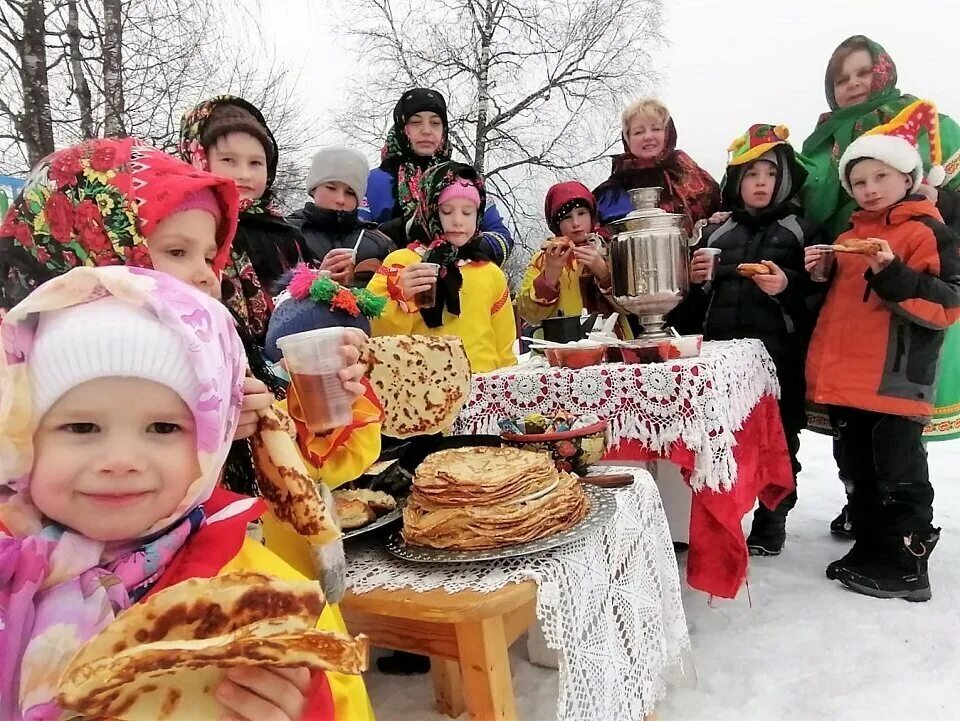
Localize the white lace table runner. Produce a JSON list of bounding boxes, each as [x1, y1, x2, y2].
[[346, 467, 690, 721], [452, 339, 780, 492]]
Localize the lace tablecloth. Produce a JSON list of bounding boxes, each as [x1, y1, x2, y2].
[[346, 467, 690, 721], [453, 339, 779, 493]]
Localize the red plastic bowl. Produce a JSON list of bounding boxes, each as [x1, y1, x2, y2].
[[544, 346, 606, 369]]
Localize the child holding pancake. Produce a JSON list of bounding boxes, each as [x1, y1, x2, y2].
[[0, 266, 373, 721], [806, 101, 960, 600]]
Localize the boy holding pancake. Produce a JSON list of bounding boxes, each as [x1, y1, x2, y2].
[[805, 101, 960, 601]]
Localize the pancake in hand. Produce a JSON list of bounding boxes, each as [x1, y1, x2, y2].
[[737, 262, 772, 277], [832, 239, 883, 256], [542, 236, 574, 253], [57, 572, 368, 721]]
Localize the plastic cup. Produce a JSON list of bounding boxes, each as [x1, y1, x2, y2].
[[415, 263, 441, 309], [810, 244, 835, 282], [697, 247, 722, 281], [276, 327, 352, 433]]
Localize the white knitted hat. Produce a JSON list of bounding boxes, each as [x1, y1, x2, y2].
[[28, 296, 202, 420]]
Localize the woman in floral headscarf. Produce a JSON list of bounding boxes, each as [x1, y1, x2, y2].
[[180, 95, 304, 345], [367, 161, 516, 373], [593, 97, 721, 235], [801, 35, 960, 538], [358, 88, 514, 266]]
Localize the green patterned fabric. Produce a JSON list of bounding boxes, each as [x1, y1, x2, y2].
[[801, 37, 960, 240]]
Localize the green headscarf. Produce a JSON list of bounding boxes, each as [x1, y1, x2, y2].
[[801, 36, 960, 238]]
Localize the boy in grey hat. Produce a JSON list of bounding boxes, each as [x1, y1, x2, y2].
[[289, 146, 393, 286]]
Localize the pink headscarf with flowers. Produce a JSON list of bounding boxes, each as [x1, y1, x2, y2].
[[0, 137, 239, 311], [0, 266, 246, 720]]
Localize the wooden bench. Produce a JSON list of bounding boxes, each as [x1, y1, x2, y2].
[[340, 581, 538, 721]]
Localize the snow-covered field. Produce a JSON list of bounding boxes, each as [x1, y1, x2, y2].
[[363, 430, 960, 720]]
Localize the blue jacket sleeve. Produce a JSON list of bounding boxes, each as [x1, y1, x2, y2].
[[480, 200, 513, 266], [359, 169, 396, 225]]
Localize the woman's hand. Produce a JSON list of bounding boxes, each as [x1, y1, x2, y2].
[[864, 238, 896, 274], [339, 328, 369, 401], [397, 263, 438, 300], [320, 248, 356, 285], [216, 667, 312, 721], [752, 260, 788, 296], [235, 376, 273, 440], [572, 244, 610, 284], [707, 211, 732, 225]]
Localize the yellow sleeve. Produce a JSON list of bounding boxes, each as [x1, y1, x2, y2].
[[517, 251, 560, 324], [278, 384, 384, 491], [491, 269, 518, 369], [221, 539, 376, 721], [367, 250, 418, 337]]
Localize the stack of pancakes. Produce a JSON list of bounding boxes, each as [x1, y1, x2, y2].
[[402, 447, 589, 550]]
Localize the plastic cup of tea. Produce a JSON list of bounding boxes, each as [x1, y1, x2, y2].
[[415, 262, 441, 309], [695, 247, 722, 281], [810, 244, 836, 282], [276, 327, 353, 433]]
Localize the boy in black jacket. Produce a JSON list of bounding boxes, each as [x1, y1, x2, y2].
[[671, 124, 822, 555]]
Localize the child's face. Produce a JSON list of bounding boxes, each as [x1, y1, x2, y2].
[[558, 206, 593, 244], [30, 377, 201, 542], [207, 132, 268, 201], [312, 180, 358, 212], [833, 49, 874, 109], [848, 159, 912, 212], [405, 112, 444, 157], [626, 114, 667, 160], [148, 209, 220, 298], [739, 160, 778, 211], [439, 197, 479, 247]]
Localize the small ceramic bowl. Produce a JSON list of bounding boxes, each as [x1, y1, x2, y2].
[[501, 420, 609, 475], [544, 345, 607, 369]]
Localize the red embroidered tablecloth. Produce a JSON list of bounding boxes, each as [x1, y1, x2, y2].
[[453, 340, 795, 598]]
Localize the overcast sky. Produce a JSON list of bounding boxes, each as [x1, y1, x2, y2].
[[252, 0, 960, 182]]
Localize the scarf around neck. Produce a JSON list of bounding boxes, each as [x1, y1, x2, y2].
[[408, 162, 487, 328], [0, 266, 246, 721], [593, 117, 720, 235]]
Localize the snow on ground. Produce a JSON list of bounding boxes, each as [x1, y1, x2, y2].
[[363, 431, 960, 720]]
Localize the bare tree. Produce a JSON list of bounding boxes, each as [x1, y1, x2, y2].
[[101, 0, 124, 136], [65, 0, 94, 138], [0, 0, 317, 210], [338, 0, 663, 284], [0, 0, 57, 166]]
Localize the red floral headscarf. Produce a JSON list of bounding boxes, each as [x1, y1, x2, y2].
[[0, 137, 239, 310]]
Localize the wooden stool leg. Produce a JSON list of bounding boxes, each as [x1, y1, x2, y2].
[[431, 656, 465, 718], [454, 617, 517, 721]]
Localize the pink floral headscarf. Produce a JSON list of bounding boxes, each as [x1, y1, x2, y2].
[[0, 266, 246, 720]]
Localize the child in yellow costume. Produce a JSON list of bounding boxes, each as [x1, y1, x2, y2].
[[367, 162, 517, 373], [261, 264, 386, 588], [518, 180, 633, 338]]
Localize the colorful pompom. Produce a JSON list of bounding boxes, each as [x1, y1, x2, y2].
[[354, 289, 387, 318], [331, 288, 360, 316], [309, 276, 338, 303], [287, 263, 317, 300]]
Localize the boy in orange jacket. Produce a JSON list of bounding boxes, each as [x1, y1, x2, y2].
[[805, 101, 960, 602]]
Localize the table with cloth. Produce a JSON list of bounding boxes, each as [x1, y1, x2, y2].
[[343, 468, 689, 721], [452, 339, 795, 598]]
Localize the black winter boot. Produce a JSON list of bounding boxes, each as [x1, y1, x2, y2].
[[836, 529, 940, 602], [747, 504, 787, 557], [830, 505, 855, 540], [825, 537, 883, 580]]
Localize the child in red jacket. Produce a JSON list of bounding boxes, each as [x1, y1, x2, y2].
[[805, 101, 960, 601]]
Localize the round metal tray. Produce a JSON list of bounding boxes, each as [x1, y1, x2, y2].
[[384, 485, 618, 563], [342, 501, 405, 541]]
